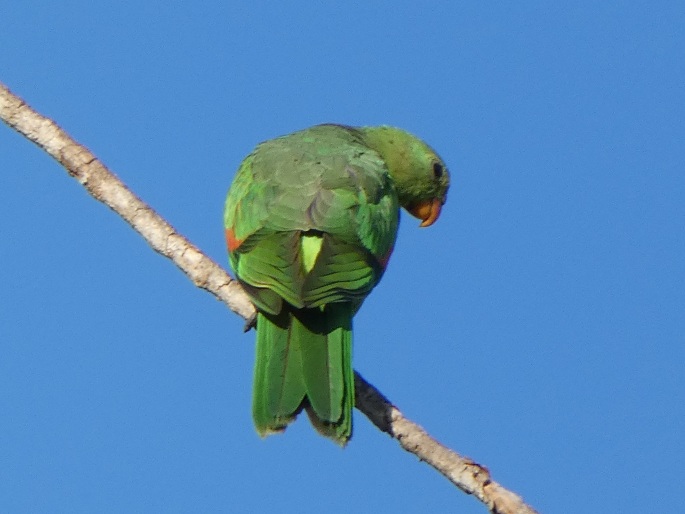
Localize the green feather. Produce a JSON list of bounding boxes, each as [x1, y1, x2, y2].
[[253, 304, 353, 445], [252, 310, 303, 435]]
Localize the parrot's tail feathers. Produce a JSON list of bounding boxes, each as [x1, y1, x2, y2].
[[252, 310, 306, 437], [303, 402, 352, 446], [252, 305, 354, 445], [299, 302, 354, 446]]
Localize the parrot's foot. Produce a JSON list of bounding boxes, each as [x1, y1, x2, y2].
[[243, 313, 257, 332]]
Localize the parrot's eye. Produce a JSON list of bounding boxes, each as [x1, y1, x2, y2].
[[432, 162, 444, 179]]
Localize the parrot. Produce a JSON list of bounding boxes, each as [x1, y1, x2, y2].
[[224, 124, 449, 446]]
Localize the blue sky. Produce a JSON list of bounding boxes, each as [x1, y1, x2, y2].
[[1, 2, 683, 512]]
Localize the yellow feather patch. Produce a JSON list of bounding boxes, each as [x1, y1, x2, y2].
[[300, 233, 324, 273]]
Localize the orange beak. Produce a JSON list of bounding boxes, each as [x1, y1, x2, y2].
[[407, 198, 442, 227]]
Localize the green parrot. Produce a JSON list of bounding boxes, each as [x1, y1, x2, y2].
[[224, 124, 449, 445]]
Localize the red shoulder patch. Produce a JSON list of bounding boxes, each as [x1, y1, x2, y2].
[[225, 228, 244, 252]]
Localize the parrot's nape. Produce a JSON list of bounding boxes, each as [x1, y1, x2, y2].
[[224, 124, 449, 446]]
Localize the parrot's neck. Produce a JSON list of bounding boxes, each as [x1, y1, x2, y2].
[[358, 126, 430, 206]]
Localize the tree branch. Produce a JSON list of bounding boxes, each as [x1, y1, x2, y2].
[[0, 81, 538, 514]]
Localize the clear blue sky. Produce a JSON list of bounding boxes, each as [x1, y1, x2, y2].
[[1, 2, 683, 513]]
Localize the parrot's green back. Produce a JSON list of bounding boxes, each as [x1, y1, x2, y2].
[[224, 124, 449, 445]]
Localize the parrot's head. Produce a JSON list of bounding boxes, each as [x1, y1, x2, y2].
[[360, 126, 450, 227]]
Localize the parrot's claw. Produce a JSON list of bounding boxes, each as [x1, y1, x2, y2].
[[243, 313, 257, 332]]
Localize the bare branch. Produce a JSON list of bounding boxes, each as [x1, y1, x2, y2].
[[355, 375, 538, 514], [0, 82, 538, 514], [0, 82, 255, 322]]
